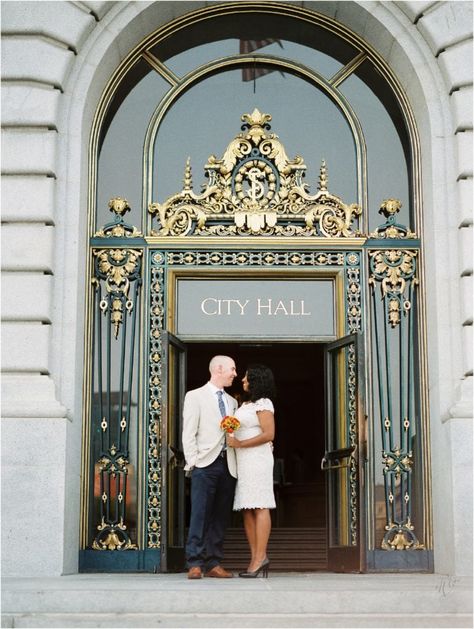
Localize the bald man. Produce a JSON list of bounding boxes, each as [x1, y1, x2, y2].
[[182, 355, 238, 579]]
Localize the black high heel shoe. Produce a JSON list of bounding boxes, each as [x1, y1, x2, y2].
[[239, 558, 270, 578]]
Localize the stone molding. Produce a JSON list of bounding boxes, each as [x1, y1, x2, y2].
[[1, 0, 97, 51], [1, 322, 51, 373], [1, 273, 53, 322], [1, 374, 67, 418], [438, 39, 473, 92], [1, 128, 57, 175], [1, 175, 56, 223], [1, 36, 75, 89], [1, 224, 55, 272], [416, 1, 473, 55], [451, 86, 474, 133], [1, 83, 61, 128]]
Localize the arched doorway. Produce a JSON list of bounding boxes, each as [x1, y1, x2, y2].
[[79, 3, 432, 573]]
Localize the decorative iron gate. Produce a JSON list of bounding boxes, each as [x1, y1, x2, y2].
[[80, 111, 432, 572]]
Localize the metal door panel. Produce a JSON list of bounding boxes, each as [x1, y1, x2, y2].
[[323, 333, 365, 572], [160, 331, 187, 572]]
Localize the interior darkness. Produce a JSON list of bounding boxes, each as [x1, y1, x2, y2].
[[186, 342, 326, 529]]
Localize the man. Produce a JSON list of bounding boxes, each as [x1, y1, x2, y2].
[[182, 355, 238, 579]]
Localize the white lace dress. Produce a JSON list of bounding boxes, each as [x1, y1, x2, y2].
[[233, 398, 276, 510]]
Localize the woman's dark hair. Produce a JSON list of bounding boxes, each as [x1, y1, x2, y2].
[[245, 364, 276, 403]]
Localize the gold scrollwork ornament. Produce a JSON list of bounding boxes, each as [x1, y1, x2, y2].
[[93, 248, 142, 338], [382, 526, 424, 551], [92, 524, 137, 551], [370, 249, 417, 297], [149, 110, 362, 238], [368, 249, 418, 327]]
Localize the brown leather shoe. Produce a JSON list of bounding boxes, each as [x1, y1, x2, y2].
[[187, 566, 202, 579], [204, 565, 233, 578]]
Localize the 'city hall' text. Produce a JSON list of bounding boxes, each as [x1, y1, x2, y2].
[[200, 298, 311, 316]]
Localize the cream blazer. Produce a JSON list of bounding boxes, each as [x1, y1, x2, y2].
[[182, 383, 238, 478]]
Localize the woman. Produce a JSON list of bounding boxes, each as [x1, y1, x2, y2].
[[227, 364, 276, 578]]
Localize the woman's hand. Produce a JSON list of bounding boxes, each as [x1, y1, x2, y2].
[[226, 433, 241, 448]]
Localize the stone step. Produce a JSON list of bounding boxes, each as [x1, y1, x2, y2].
[[1, 611, 472, 628], [2, 574, 472, 629]]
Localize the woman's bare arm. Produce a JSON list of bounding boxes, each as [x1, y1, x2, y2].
[[227, 410, 275, 449]]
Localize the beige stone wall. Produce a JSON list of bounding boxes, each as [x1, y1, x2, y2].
[[1, 1, 472, 576]]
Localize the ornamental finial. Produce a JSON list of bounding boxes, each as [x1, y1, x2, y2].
[[319, 160, 328, 192], [241, 109, 272, 145], [369, 198, 415, 239], [241, 108, 272, 127], [379, 198, 402, 217], [108, 197, 130, 217], [183, 157, 193, 191]]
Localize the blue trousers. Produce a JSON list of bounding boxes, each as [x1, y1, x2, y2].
[[186, 455, 236, 570]]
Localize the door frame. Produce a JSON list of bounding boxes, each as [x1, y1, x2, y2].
[[158, 258, 359, 572], [162, 331, 367, 572]]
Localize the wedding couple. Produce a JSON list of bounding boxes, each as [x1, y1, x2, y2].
[[182, 355, 276, 579]]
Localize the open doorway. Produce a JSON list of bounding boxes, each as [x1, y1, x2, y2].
[[186, 342, 328, 571]]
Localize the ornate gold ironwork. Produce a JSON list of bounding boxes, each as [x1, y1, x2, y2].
[[382, 447, 413, 480], [80, 2, 433, 568], [149, 110, 362, 238], [347, 342, 358, 545], [147, 247, 362, 548], [370, 250, 416, 297], [96, 249, 141, 292], [93, 248, 143, 338], [92, 517, 137, 551], [369, 199, 416, 239], [368, 237, 422, 550], [94, 198, 143, 238], [346, 262, 361, 333], [368, 249, 418, 327], [89, 240, 142, 552], [110, 197, 130, 216], [382, 523, 424, 551], [147, 264, 165, 548], [97, 446, 129, 478], [383, 530, 412, 550]]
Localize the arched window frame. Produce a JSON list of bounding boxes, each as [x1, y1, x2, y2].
[[88, 2, 423, 240]]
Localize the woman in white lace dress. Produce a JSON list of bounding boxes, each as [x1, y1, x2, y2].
[[227, 364, 276, 578]]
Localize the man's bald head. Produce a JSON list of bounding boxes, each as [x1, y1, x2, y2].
[[209, 355, 237, 388], [209, 355, 234, 374]]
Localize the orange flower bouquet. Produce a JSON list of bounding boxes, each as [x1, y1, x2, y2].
[[220, 415, 240, 434]]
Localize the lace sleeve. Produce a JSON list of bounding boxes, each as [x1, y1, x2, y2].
[[254, 398, 274, 413]]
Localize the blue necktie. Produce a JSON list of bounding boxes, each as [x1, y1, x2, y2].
[[217, 390, 226, 417], [217, 390, 227, 452]]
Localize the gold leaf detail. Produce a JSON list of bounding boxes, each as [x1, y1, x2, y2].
[[148, 111, 361, 237]]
